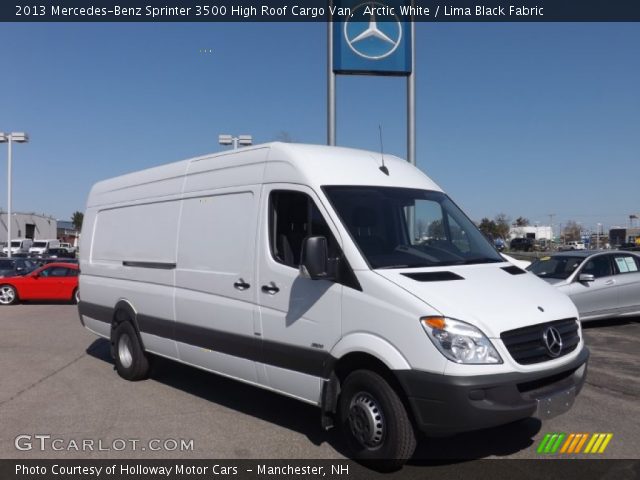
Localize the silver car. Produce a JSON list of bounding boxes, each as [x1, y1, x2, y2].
[[527, 250, 640, 321]]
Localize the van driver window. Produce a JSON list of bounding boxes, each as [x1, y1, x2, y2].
[[270, 191, 338, 268]]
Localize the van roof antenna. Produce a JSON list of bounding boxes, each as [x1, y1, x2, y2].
[[378, 124, 389, 176]]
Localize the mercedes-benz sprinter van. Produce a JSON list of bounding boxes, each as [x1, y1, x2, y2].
[[28, 239, 60, 256], [79, 143, 588, 467], [2, 238, 33, 256]]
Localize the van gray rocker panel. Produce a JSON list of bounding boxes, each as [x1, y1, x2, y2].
[[78, 302, 336, 378]]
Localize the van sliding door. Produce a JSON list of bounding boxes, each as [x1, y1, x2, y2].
[[174, 188, 261, 383]]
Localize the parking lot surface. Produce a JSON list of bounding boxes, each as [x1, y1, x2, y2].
[[1, 304, 639, 462]]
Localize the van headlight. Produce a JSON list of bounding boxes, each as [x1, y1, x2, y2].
[[420, 316, 502, 364]]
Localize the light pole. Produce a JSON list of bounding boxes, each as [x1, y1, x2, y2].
[[0, 132, 29, 259], [218, 134, 252, 150], [596, 223, 602, 250]]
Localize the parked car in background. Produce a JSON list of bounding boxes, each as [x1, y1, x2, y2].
[[527, 251, 640, 321], [510, 237, 535, 252], [31, 248, 76, 259], [0, 262, 79, 305], [560, 241, 586, 251], [619, 242, 640, 252], [494, 238, 505, 251], [28, 239, 61, 256], [0, 258, 39, 278], [59, 243, 77, 254], [49, 248, 76, 258], [2, 239, 34, 256]]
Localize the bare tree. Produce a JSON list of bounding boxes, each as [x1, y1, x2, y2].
[[563, 220, 581, 242], [494, 213, 511, 239]]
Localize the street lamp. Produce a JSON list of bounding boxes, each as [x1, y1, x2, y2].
[[218, 134, 252, 150], [0, 132, 29, 258], [596, 223, 602, 250]]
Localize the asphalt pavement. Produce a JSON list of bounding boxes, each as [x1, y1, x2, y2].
[[1, 304, 638, 463]]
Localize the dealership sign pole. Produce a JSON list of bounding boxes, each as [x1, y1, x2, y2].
[[328, 0, 416, 235]]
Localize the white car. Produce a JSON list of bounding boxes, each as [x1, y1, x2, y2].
[[562, 241, 586, 251], [528, 250, 640, 321]]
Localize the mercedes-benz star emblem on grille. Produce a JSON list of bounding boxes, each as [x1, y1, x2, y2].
[[344, 2, 403, 60], [543, 326, 563, 357]]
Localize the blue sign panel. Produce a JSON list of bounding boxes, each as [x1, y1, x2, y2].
[[333, 0, 412, 76]]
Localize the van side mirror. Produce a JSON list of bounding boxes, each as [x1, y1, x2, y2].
[[300, 236, 334, 281], [579, 273, 595, 283]]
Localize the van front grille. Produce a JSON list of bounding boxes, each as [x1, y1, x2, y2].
[[500, 318, 580, 365]]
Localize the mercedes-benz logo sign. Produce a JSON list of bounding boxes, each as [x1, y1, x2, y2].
[[543, 327, 563, 357], [344, 2, 402, 60]]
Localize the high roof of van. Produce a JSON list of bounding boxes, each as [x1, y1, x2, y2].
[[87, 142, 442, 207]]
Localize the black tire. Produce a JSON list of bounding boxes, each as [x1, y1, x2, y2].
[[0, 284, 18, 305], [112, 320, 151, 381], [339, 370, 416, 470]]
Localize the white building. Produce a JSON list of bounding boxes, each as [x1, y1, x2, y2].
[[509, 225, 553, 240], [0, 212, 57, 244]]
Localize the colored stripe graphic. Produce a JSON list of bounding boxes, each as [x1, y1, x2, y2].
[[574, 433, 589, 453], [598, 434, 613, 453], [538, 433, 613, 454], [550, 433, 566, 453], [584, 433, 599, 453], [545, 433, 559, 453], [537, 433, 553, 454], [585, 433, 614, 454], [560, 433, 575, 453]]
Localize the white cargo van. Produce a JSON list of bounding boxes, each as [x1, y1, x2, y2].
[[28, 239, 60, 255], [79, 143, 588, 467], [2, 238, 33, 255]]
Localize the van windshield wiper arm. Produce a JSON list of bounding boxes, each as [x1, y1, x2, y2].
[[457, 258, 504, 265]]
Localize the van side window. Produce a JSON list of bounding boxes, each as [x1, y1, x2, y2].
[[270, 191, 338, 268]]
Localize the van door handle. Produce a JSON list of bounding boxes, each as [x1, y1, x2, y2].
[[605, 279, 615, 286], [233, 279, 251, 291], [261, 282, 280, 295]]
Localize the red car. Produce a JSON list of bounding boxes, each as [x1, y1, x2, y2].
[[0, 262, 79, 305]]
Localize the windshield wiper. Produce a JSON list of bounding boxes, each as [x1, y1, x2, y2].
[[376, 263, 436, 270], [444, 258, 504, 266]]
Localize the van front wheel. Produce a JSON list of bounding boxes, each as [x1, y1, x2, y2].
[[339, 370, 416, 470], [112, 321, 151, 381]]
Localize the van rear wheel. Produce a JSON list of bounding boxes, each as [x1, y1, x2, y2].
[[339, 370, 416, 470], [112, 321, 151, 381]]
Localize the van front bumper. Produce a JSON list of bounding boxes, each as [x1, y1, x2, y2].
[[395, 347, 589, 435]]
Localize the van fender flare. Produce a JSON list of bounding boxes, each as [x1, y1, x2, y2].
[[320, 334, 411, 429], [330, 333, 411, 371], [112, 299, 145, 351]]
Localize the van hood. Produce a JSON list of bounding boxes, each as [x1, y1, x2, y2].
[[375, 262, 578, 338]]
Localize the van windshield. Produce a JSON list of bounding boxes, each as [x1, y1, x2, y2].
[[11, 241, 21, 247], [323, 186, 503, 269], [32, 242, 47, 248]]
